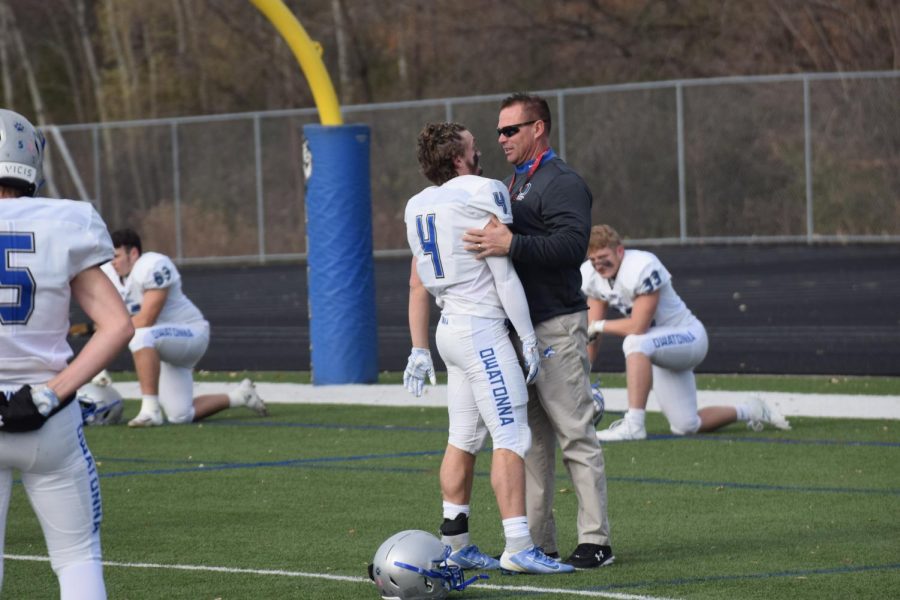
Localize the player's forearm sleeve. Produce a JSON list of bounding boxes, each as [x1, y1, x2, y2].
[[486, 255, 535, 340]]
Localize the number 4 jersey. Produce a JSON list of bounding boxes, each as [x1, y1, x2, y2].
[[404, 175, 514, 318], [0, 198, 113, 383], [580, 249, 697, 328]]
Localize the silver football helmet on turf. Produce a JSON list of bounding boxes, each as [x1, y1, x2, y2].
[[77, 383, 125, 426], [0, 109, 45, 197], [369, 530, 478, 600]]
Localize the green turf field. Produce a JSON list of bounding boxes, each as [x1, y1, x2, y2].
[[3, 376, 898, 599]]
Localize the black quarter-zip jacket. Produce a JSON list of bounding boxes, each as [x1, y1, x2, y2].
[[503, 156, 593, 325]]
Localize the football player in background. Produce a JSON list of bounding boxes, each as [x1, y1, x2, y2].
[[584, 224, 791, 441], [403, 122, 573, 574], [106, 228, 268, 426], [0, 108, 133, 599]]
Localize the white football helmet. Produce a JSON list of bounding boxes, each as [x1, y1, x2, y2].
[[77, 383, 125, 426], [369, 530, 483, 600], [0, 109, 45, 196]]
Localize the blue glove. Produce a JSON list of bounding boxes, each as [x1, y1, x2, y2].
[[591, 379, 605, 426], [521, 334, 540, 385], [403, 347, 437, 397]]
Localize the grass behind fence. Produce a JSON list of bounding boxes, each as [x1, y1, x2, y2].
[[3, 383, 898, 599]]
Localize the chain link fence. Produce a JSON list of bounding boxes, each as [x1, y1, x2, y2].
[[43, 71, 900, 263]]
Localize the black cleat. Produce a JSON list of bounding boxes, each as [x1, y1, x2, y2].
[[564, 543, 615, 569]]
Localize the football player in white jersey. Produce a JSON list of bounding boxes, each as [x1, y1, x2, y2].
[[402, 122, 573, 575], [106, 229, 268, 426], [583, 225, 790, 441], [0, 108, 134, 599]]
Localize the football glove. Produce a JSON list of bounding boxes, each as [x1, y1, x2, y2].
[[0, 385, 57, 432], [521, 334, 540, 385], [403, 347, 437, 397], [587, 319, 606, 341]]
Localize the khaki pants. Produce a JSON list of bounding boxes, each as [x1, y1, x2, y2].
[[524, 311, 611, 552]]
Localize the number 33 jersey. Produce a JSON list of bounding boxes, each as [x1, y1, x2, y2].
[[120, 251, 205, 325], [0, 198, 113, 382], [404, 175, 513, 318], [580, 249, 697, 328]]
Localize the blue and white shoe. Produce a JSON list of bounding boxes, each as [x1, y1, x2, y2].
[[500, 546, 575, 574], [447, 544, 501, 570]]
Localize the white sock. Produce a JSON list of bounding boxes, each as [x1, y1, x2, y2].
[[735, 403, 751, 422], [502, 516, 532, 553], [139, 395, 160, 415], [58, 561, 106, 600], [441, 503, 471, 551], [626, 408, 646, 427], [442, 502, 469, 520]]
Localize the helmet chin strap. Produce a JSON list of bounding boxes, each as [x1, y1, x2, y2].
[[392, 560, 489, 592]]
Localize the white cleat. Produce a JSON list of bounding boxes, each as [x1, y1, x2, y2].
[[500, 546, 575, 574], [238, 379, 268, 417], [746, 397, 791, 432], [447, 544, 500, 570], [596, 417, 647, 442], [91, 369, 113, 387], [127, 411, 164, 428]]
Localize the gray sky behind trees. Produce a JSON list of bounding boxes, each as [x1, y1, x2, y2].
[[0, 0, 897, 125]]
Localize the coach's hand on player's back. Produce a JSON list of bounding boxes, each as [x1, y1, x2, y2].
[[403, 347, 437, 397], [521, 334, 541, 385]]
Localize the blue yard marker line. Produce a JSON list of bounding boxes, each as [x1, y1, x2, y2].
[[85, 450, 899, 497], [203, 419, 447, 434], [606, 475, 900, 495], [197, 419, 900, 447], [643, 433, 900, 448], [589, 562, 900, 593], [94, 450, 445, 479]]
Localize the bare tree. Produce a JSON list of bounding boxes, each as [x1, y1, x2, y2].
[[0, 1, 13, 108]]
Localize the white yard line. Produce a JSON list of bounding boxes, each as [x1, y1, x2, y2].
[[5, 554, 678, 599], [109, 381, 900, 420]]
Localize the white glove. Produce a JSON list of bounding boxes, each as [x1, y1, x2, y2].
[[587, 319, 606, 341], [403, 347, 437, 397], [91, 369, 113, 387], [521, 334, 540, 385], [31, 386, 60, 417]]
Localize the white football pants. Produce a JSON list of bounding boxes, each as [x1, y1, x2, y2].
[[436, 314, 531, 458], [129, 320, 210, 423], [622, 319, 709, 434], [0, 400, 106, 599]]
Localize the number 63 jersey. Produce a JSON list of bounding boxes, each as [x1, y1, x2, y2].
[[118, 251, 204, 325], [0, 197, 113, 383], [404, 175, 513, 318], [580, 249, 698, 328]]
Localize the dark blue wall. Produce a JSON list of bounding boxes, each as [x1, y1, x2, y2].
[[74, 244, 900, 376]]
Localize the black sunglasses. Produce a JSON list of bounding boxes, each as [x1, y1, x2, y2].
[[497, 120, 538, 138]]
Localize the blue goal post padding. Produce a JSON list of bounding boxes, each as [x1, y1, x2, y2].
[[303, 124, 378, 384]]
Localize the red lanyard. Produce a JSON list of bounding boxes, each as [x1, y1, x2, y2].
[[508, 148, 551, 194]]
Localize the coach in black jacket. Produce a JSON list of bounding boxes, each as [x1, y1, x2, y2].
[[462, 93, 614, 570]]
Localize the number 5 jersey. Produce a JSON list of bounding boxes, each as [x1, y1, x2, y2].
[[0, 198, 113, 382]]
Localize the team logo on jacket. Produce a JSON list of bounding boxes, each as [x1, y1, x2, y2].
[[515, 183, 532, 202]]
